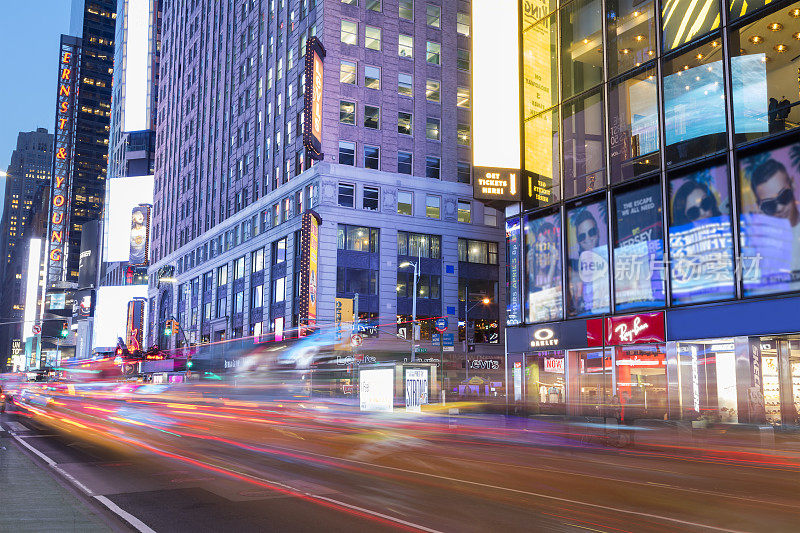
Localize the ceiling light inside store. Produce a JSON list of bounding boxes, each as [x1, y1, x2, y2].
[[790, 8, 800, 17], [632, 10, 641, 16], [793, 32, 800, 40], [768, 22, 783, 31], [635, 34, 645, 41], [696, 53, 704, 59], [749, 35, 764, 44], [774, 43, 788, 52], [621, 48, 631, 54], [711, 41, 719, 47]]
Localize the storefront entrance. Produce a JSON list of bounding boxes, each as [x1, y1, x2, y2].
[[752, 335, 800, 426], [524, 350, 566, 415]]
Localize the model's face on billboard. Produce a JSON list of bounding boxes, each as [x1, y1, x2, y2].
[[756, 169, 798, 224], [577, 218, 598, 252], [684, 187, 715, 222]]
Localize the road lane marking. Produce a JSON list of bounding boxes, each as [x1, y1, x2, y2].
[[9, 431, 156, 533]]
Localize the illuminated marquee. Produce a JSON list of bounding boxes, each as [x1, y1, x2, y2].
[[303, 37, 326, 160], [297, 210, 322, 336], [47, 36, 80, 285]]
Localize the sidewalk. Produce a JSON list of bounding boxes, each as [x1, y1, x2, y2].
[[0, 417, 112, 533]]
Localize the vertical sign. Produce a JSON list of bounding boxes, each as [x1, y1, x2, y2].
[[297, 210, 322, 336], [335, 297, 354, 350], [405, 368, 429, 412], [78, 220, 100, 289], [129, 204, 151, 266], [126, 298, 146, 352], [303, 37, 326, 160], [47, 36, 80, 286], [506, 217, 522, 325]]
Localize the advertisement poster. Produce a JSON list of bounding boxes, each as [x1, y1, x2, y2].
[[524, 212, 563, 322], [739, 141, 800, 296], [303, 37, 325, 160], [334, 297, 354, 350], [125, 298, 146, 352], [669, 164, 735, 304], [566, 201, 610, 317], [506, 217, 522, 326], [613, 183, 666, 310], [359, 368, 394, 412], [129, 205, 150, 266], [405, 368, 429, 412]]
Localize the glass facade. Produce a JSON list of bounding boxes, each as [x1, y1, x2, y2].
[[512, 0, 800, 323]]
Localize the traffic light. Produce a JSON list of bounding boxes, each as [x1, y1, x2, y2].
[[60, 321, 69, 338], [164, 319, 179, 337]]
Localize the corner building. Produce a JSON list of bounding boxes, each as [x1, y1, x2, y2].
[[149, 0, 506, 391], [480, 0, 800, 425]]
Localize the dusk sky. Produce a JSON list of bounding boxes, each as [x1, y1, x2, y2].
[[0, 2, 70, 218]]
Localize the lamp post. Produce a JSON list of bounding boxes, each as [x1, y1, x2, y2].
[[463, 285, 490, 380], [399, 249, 421, 362]]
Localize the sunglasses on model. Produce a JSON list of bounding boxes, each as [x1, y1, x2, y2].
[[758, 187, 795, 216], [577, 227, 598, 243], [684, 195, 715, 222]]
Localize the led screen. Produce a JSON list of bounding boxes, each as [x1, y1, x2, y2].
[[739, 141, 800, 296], [472, 0, 521, 169], [566, 201, 610, 317], [506, 217, 522, 326], [123, 0, 152, 132], [93, 285, 149, 349], [730, 54, 769, 135], [668, 163, 735, 304], [524, 212, 563, 322], [359, 368, 394, 412], [104, 175, 154, 262], [663, 60, 725, 147], [613, 183, 666, 310]]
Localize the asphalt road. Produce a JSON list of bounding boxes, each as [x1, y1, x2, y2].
[[3, 396, 800, 533]]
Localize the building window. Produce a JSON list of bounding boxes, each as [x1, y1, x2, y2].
[[366, 0, 381, 11], [398, 34, 414, 58], [397, 191, 413, 215], [457, 123, 470, 146], [426, 79, 440, 102], [398, 151, 413, 174], [337, 224, 380, 252], [364, 105, 380, 129], [456, 12, 470, 36], [252, 249, 264, 272], [457, 48, 469, 71], [251, 284, 263, 308], [425, 156, 440, 179], [426, 41, 441, 64], [339, 100, 356, 124], [216, 295, 227, 318], [426, 196, 440, 219], [458, 239, 498, 265], [339, 141, 356, 166], [337, 267, 379, 295], [217, 264, 228, 285], [365, 26, 381, 50], [484, 207, 497, 227], [272, 277, 285, 303], [364, 146, 380, 170], [426, 117, 440, 140], [341, 20, 358, 45], [398, 231, 442, 259], [338, 183, 355, 207], [340, 60, 357, 84], [457, 161, 471, 184], [272, 238, 287, 264], [457, 86, 470, 108], [398, 112, 413, 135], [234, 256, 246, 280], [363, 186, 379, 210], [364, 65, 380, 89], [398, 73, 413, 96], [399, 0, 413, 20], [426, 4, 440, 27], [458, 200, 471, 223]]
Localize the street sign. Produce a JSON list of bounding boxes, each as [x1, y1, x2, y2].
[[351, 334, 363, 347], [434, 317, 448, 333], [415, 347, 428, 353], [443, 333, 454, 346], [32, 324, 41, 335]]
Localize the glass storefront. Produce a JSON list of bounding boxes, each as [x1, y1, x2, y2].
[[675, 338, 738, 422], [751, 335, 800, 425], [525, 350, 566, 415]]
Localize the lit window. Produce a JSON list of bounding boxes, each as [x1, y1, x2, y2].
[[426, 117, 440, 140], [426, 41, 441, 65], [456, 12, 470, 36], [340, 60, 357, 84], [341, 20, 358, 45], [398, 191, 413, 215], [366, 0, 380, 11], [339, 100, 356, 124], [399, 0, 413, 20], [398, 112, 413, 135], [457, 123, 470, 146], [365, 26, 381, 51], [457, 86, 470, 108], [399, 34, 413, 58], [458, 200, 471, 223], [426, 79, 440, 102], [426, 4, 441, 27]]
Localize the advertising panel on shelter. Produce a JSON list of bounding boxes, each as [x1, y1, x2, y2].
[[739, 140, 800, 296], [668, 163, 735, 304]]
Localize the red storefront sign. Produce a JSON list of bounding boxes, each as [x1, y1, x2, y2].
[[605, 312, 665, 345]]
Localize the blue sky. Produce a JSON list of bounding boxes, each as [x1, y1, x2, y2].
[[0, 2, 71, 219]]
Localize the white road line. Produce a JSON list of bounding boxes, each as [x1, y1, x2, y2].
[[9, 431, 156, 533]]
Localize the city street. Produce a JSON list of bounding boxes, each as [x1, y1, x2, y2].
[[3, 394, 800, 533]]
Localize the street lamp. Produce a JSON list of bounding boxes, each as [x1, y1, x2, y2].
[[463, 285, 491, 379], [399, 252, 421, 362]]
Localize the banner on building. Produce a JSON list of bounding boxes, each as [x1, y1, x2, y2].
[[129, 204, 151, 266], [303, 37, 326, 160], [335, 297, 354, 350], [78, 220, 100, 289], [298, 210, 322, 335], [126, 298, 146, 352]]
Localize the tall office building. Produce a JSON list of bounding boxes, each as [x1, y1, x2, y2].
[[46, 0, 116, 289], [474, 0, 800, 424], [0, 128, 53, 370], [148, 0, 505, 387]]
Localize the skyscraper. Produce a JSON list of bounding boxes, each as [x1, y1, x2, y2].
[[46, 0, 116, 289], [147, 0, 505, 384]]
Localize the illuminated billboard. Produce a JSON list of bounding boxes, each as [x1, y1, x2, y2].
[[129, 204, 151, 266], [104, 175, 155, 262], [303, 37, 326, 160], [123, 0, 153, 132], [24, 239, 42, 341], [360, 367, 394, 412], [297, 210, 321, 335], [93, 285, 149, 349], [126, 298, 146, 351], [472, 0, 521, 201]]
